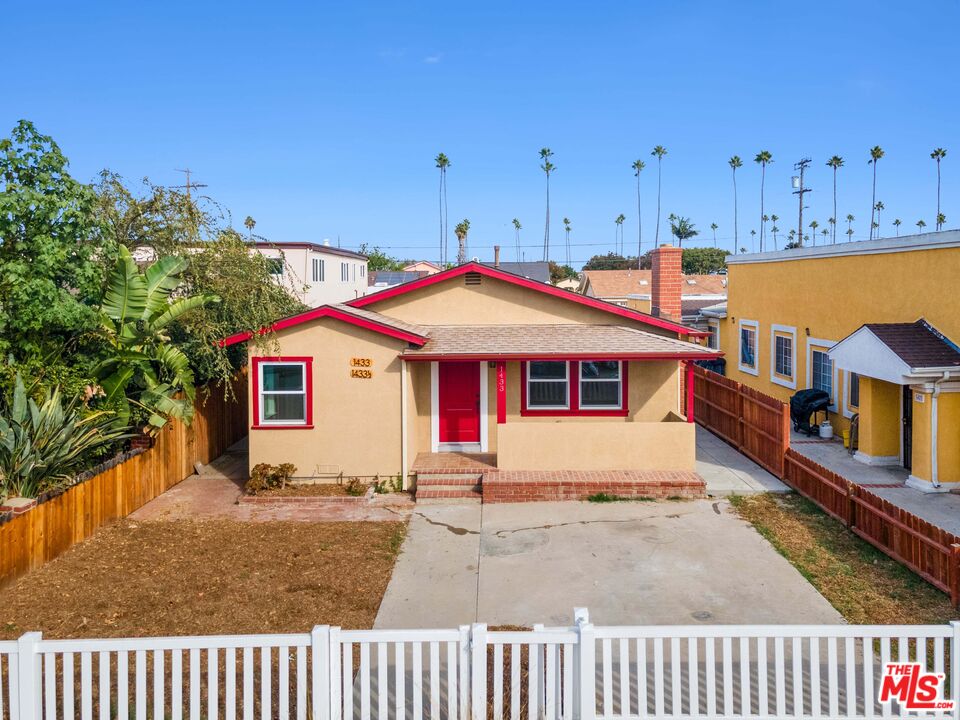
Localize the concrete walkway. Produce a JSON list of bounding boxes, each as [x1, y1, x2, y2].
[[696, 426, 788, 496], [375, 499, 842, 628], [791, 433, 960, 536]]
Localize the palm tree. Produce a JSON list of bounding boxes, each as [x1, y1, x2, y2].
[[728, 156, 743, 248], [512, 218, 522, 261], [874, 201, 884, 237], [669, 215, 698, 247], [615, 214, 626, 254], [539, 148, 555, 261], [651, 146, 667, 244], [917, 219, 927, 234], [828, 217, 836, 243], [454, 219, 471, 264], [435, 153, 450, 265], [563, 217, 572, 266], [821, 228, 830, 243], [868, 146, 885, 240], [937, 213, 947, 229], [846, 214, 855, 240], [632, 159, 645, 261], [893, 218, 902, 236], [770, 214, 779, 248], [846, 227, 855, 241], [931, 148, 947, 229], [754, 150, 773, 251], [809, 220, 819, 245], [243, 215, 256, 241], [826, 156, 844, 243], [749, 229, 757, 252], [710, 222, 718, 246]]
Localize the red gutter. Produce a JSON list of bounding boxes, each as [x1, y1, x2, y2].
[[399, 351, 723, 362], [348, 262, 710, 338], [219, 306, 427, 348]]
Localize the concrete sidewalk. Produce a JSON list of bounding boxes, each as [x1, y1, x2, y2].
[[696, 427, 789, 496], [375, 499, 842, 628]]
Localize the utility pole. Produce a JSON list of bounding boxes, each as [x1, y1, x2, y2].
[[792, 159, 812, 246], [172, 168, 208, 200]]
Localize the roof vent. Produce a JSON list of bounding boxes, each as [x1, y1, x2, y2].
[[464, 272, 482, 286]]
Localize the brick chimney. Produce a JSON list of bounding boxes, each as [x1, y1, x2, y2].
[[650, 244, 683, 321]]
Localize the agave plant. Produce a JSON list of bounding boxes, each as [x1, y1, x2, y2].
[[95, 246, 219, 433], [0, 376, 129, 499]]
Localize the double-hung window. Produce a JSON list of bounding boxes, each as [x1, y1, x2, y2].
[[255, 359, 311, 427], [579, 361, 622, 409], [739, 321, 758, 375], [341, 262, 349, 282], [770, 324, 797, 389], [775, 335, 793, 377], [312, 258, 325, 282], [811, 349, 834, 400], [526, 361, 569, 409]]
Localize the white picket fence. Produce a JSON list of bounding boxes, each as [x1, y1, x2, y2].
[[2, 610, 959, 719]]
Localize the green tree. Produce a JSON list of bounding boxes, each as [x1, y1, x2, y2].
[[0, 121, 115, 383], [931, 148, 946, 229], [669, 215, 699, 247], [809, 220, 819, 245], [548, 261, 578, 284], [243, 216, 256, 240], [821, 228, 830, 243], [682, 247, 729, 274], [455, 219, 471, 264], [874, 201, 884, 236], [893, 218, 902, 236], [846, 214, 855, 239], [562, 217, 572, 266], [937, 212, 946, 229], [868, 146, 885, 240], [770, 214, 779, 248], [94, 246, 219, 433], [754, 150, 773, 250], [583, 252, 637, 271], [651, 146, 667, 244], [826, 156, 844, 243], [512, 218, 522, 262], [539, 148, 555, 261], [710, 222, 718, 246], [435, 153, 450, 265], [357, 244, 403, 271], [632, 159, 645, 264], [615, 213, 626, 254], [728, 156, 743, 248], [917, 219, 927, 233]]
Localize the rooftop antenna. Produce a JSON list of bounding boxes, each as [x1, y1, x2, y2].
[[792, 159, 812, 247], [172, 168, 208, 200]]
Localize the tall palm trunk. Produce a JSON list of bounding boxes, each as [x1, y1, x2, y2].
[[636, 173, 642, 268], [543, 178, 550, 261], [655, 161, 662, 245], [438, 169, 444, 265], [732, 169, 739, 248], [937, 160, 942, 229], [832, 168, 838, 244], [870, 162, 877, 241], [759, 165, 766, 252], [442, 170, 449, 264]]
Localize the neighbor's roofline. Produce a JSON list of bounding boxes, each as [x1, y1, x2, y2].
[[253, 241, 368, 260], [348, 262, 709, 337], [727, 230, 960, 265]]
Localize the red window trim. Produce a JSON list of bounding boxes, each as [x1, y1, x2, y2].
[[251, 356, 314, 430], [520, 360, 629, 417]]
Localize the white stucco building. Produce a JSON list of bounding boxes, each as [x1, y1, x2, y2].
[[253, 241, 369, 307]]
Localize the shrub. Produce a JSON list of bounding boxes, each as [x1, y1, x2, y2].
[[374, 474, 404, 494], [244, 463, 297, 495], [344, 477, 367, 496]]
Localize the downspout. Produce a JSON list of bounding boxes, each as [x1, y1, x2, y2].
[[931, 371, 951, 488], [401, 359, 409, 490]]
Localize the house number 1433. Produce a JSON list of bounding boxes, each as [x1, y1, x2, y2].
[[350, 357, 373, 379]]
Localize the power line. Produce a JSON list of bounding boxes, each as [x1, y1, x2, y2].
[[171, 168, 208, 200]]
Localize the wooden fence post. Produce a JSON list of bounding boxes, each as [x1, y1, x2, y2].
[[846, 484, 858, 529], [780, 403, 791, 479], [736, 382, 745, 451], [950, 545, 960, 608]]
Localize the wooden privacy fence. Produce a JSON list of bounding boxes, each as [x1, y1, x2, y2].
[[692, 365, 791, 478], [784, 449, 960, 607], [4, 610, 960, 720], [0, 376, 248, 588]]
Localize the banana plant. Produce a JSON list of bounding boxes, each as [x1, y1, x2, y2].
[[0, 375, 130, 499], [95, 246, 219, 433]]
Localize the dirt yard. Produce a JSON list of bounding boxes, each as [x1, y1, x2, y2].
[[0, 519, 407, 639]]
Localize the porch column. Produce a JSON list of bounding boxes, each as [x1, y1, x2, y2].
[[685, 360, 695, 423], [496, 361, 506, 424]]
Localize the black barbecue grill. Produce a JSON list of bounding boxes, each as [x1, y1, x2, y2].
[[790, 388, 831, 436]]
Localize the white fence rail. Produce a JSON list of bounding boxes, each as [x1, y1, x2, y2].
[[1, 611, 958, 719]]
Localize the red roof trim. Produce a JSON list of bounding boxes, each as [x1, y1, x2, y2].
[[348, 262, 709, 337], [400, 352, 724, 362], [220, 307, 427, 348]]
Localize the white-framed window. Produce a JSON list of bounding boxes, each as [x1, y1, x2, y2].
[[579, 361, 622, 409], [770, 324, 797, 389], [806, 338, 838, 411], [360, 265, 366, 278], [526, 361, 569, 409], [738, 320, 759, 376], [312, 258, 325, 283], [706, 320, 720, 350], [341, 262, 349, 282], [257, 361, 308, 425], [848, 372, 860, 408]]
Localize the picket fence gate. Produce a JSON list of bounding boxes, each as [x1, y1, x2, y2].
[[2, 610, 960, 720]]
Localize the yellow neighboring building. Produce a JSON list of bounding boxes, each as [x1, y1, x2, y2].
[[716, 231, 960, 492]]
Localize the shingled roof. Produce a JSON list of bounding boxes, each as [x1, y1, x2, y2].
[[863, 320, 960, 370]]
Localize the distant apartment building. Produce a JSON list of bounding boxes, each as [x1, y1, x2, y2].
[[253, 241, 368, 307]]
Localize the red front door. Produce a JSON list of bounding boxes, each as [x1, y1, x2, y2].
[[438, 362, 481, 443]]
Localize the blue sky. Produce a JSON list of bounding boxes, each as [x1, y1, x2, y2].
[[5, 1, 958, 266]]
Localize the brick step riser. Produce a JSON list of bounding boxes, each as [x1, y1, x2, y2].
[[416, 475, 483, 487]]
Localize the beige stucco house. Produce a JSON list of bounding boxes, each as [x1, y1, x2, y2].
[[223, 247, 719, 501]]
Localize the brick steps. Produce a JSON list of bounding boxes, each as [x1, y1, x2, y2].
[[415, 472, 483, 503]]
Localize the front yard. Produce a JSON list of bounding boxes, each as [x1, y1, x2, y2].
[[731, 493, 956, 624], [0, 518, 406, 639]]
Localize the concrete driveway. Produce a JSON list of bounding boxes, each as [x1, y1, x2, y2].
[[375, 499, 842, 628]]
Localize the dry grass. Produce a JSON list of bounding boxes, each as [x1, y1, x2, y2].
[[0, 519, 407, 639], [254, 483, 358, 497], [730, 493, 955, 625]]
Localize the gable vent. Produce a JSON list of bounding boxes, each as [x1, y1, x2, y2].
[[464, 272, 482, 286]]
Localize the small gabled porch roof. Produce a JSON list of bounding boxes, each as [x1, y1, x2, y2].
[[399, 324, 722, 361]]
